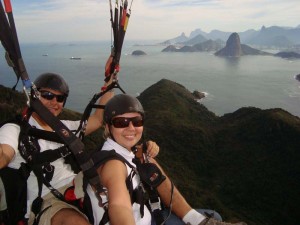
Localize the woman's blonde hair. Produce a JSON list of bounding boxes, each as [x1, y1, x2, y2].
[[103, 122, 111, 140]]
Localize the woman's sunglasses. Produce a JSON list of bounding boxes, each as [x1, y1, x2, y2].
[[40, 91, 66, 103], [111, 116, 144, 128]]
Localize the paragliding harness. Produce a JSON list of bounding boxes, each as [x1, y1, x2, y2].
[[0, 81, 122, 225], [0, 108, 84, 225], [85, 144, 169, 225], [0, 0, 108, 224]]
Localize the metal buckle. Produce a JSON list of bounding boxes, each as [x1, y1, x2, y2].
[[149, 197, 161, 211], [59, 147, 71, 158], [44, 164, 54, 173]]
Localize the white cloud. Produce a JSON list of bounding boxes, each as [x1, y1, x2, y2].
[[6, 0, 300, 43]]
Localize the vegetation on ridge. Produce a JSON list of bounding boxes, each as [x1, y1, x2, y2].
[[1, 80, 300, 225], [139, 79, 300, 225]]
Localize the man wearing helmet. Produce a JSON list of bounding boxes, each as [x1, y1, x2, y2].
[[0, 74, 159, 225], [88, 94, 245, 225]]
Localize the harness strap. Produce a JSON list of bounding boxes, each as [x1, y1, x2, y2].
[[76, 80, 125, 140], [148, 188, 164, 225], [0, 167, 27, 224], [30, 146, 71, 165], [32, 205, 51, 225], [91, 149, 147, 224], [131, 183, 146, 218], [29, 98, 105, 201], [99, 210, 109, 225], [31, 166, 44, 216], [0, 1, 20, 88], [132, 155, 166, 225], [27, 128, 65, 143], [15, 114, 87, 220]]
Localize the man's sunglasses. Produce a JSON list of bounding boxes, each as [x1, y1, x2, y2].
[[40, 91, 66, 103], [111, 116, 144, 128]]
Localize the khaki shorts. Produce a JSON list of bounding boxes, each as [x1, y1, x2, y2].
[[28, 175, 87, 225]]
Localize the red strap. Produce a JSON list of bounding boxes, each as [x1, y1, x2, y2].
[[17, 220, 27, 225], [4, 0, 12, 13], [105, 55, 113, 77], [64, 187, 77, 201]]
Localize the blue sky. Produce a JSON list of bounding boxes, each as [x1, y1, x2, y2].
[[4, 0, 300, 43]]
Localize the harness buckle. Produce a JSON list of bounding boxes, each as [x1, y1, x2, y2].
[[59, 146, 71, 158], [149, 197, 161, 211]]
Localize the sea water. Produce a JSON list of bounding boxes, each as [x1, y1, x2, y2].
[[1, 41, 300, 117]]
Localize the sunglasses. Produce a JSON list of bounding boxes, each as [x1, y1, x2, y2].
[[40, 91, 66, 103], [111, 116, 144, 128]]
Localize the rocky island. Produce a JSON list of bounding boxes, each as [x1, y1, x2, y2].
[[132, 50, 147, 56], [215, 33, 272, 57]]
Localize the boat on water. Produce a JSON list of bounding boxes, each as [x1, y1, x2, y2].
[[70, 56, 81, 60], [42, 54, 48, 56]]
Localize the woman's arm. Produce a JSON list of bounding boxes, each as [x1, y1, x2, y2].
[[98, 159, 135, 225], [0, 144, 15, 168]]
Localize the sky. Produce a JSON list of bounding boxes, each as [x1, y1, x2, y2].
[[3, 0, 300, 43]]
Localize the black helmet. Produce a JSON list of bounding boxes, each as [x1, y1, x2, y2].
[[104, 94, 145, 124], [34, 73, 69, 96]]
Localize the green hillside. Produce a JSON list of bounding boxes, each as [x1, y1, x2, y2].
[[1, 81, 300, 225], [138, 79, 300, 225]]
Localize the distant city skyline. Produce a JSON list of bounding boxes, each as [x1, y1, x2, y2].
[[3, 0, 300, 43]]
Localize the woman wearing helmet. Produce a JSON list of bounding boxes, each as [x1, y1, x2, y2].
[[88, 94, 245, 225], [86, 94, 152, 225]]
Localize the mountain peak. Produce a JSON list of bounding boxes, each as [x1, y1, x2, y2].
[[215, 32, 272, 57], [215, 32, 242, 57], [138, 79, 216, 125]]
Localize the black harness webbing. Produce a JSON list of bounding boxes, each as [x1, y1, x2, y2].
[[90, 149, 167, 225], [1, 1, 95, 184], [4, 115, 89, 225], [26, 98, 105, 211], [0, 1, 20, 89], [76, 80, 126, 140], [91, 149, 143, 225], [27, 128, 65, 144], [133, 158, 166, 225]]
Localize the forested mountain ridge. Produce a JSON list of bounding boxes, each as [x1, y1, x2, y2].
[[138, 79, 300, 225], [1, 80, 300, 225]]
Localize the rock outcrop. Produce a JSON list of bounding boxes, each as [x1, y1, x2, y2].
[[162, 40, 223, 52], [192, 90, 205, 99], [215, 32, 272, 57], [274, 51, 300, 59], [132, 50, 147, 56], [215, 32, 243, 57]]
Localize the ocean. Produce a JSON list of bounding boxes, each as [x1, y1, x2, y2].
[[1, 41, 300, 117]]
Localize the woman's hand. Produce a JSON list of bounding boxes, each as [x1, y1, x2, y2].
[[145, 140, 159, 158]]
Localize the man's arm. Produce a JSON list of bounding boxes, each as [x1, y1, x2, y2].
[[85, 91, 114, 136], [85, 76, 114, 136]]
